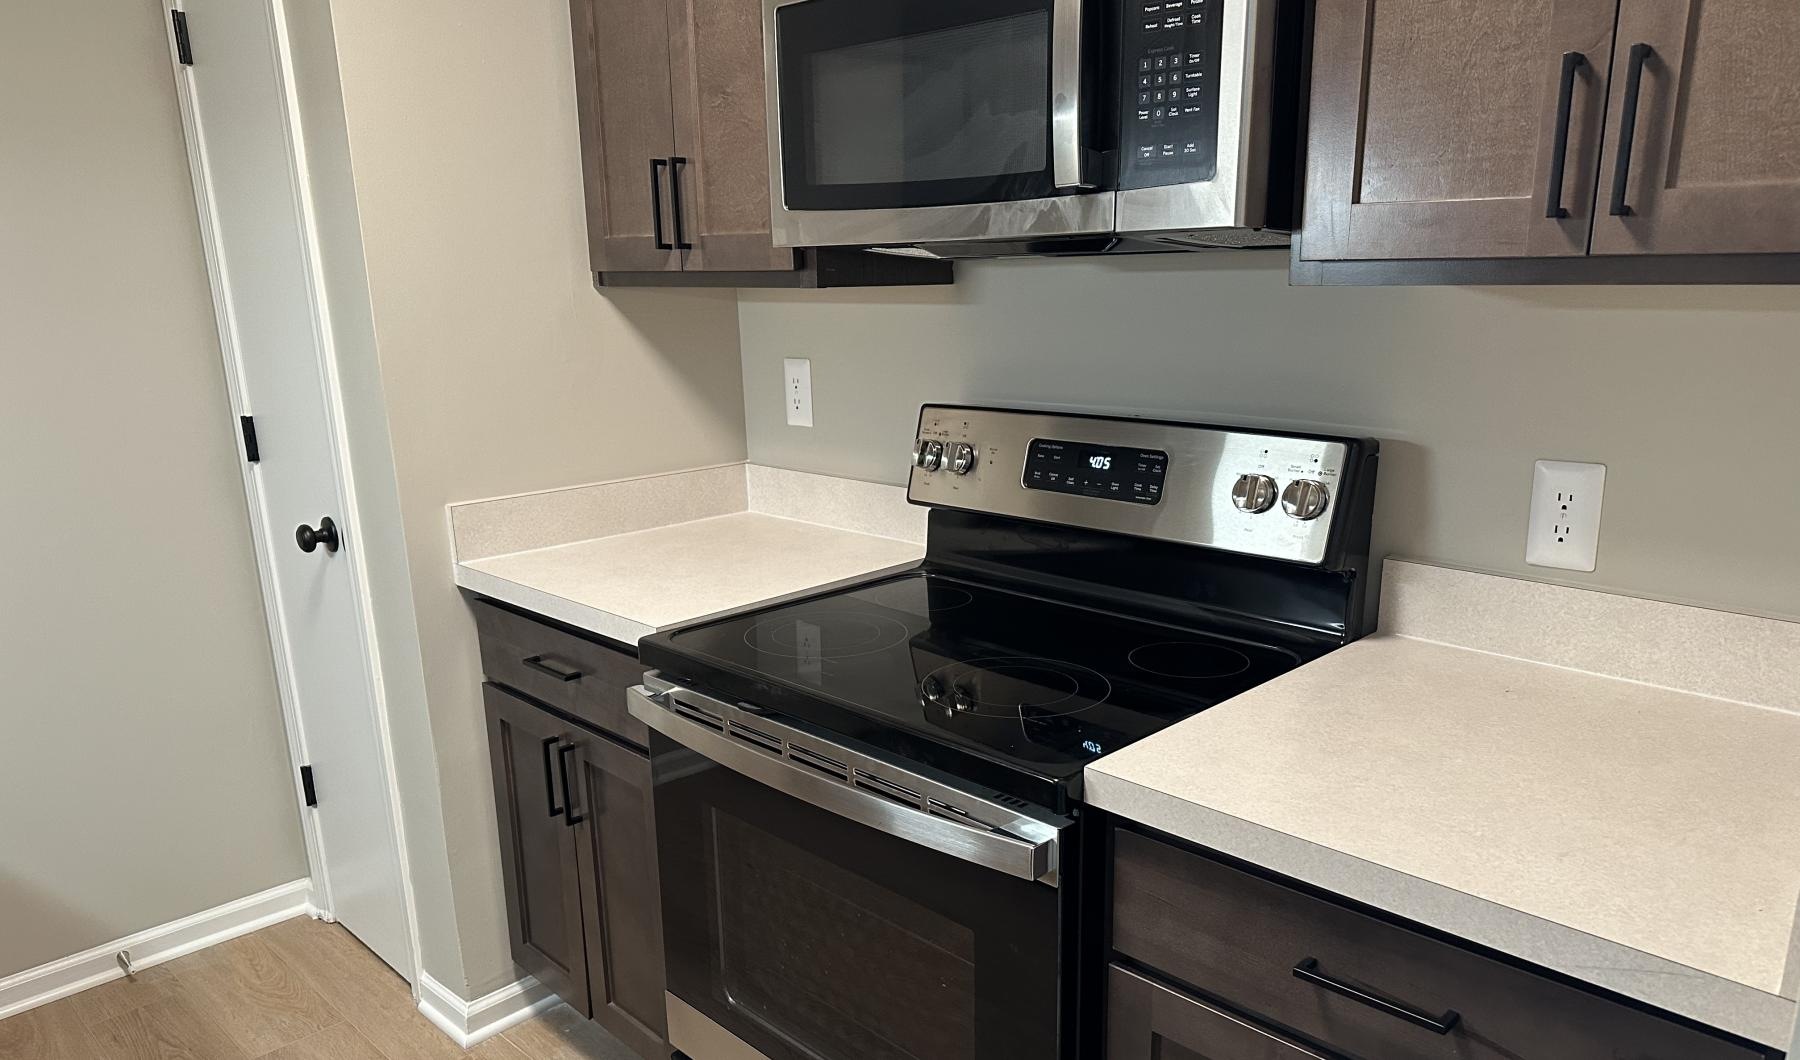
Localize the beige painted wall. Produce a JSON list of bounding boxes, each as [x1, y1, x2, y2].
[[0, 1, 306, 976], [740, 254, 1800, 622], [314, 0, 748, 995]]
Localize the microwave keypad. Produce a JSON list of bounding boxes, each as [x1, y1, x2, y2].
[[1121, 0, 1223, 190]]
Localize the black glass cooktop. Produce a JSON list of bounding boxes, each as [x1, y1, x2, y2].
[[637, 570, 1310, 809]]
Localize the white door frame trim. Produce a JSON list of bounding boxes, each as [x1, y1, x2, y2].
[[162, 0, 424, 989]]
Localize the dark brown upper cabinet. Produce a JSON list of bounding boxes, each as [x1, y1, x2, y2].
[[1297, 0, 1800, 281], [1303, 0, 1618, 261], [566, 0, 950, 288], [1592, 0, 1800, 256]]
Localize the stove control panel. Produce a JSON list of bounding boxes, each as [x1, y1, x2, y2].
[[908, 405, 1371, 567]]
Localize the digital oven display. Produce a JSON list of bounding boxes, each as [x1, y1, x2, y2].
[[1024, 439, 1167, 505]]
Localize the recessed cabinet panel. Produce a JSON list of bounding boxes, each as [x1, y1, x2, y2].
[[1303, 0, 1618, 260], [668, 0, 797, 272], [484, 683, 592, 1017], [1592, 1, 1800, 255], [570, 0, 681, 272], [575, 735, 669, 1059]]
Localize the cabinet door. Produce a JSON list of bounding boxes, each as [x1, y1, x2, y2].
[[483, 684, 591, 1016], [1106, 965, 1330, 1060], [1592, 1, 1800, 255], [665, 0, 797, 273], [1301, 0, 1618, 260], [569, 0, 681, 273], [572, 732, 669, 1059]]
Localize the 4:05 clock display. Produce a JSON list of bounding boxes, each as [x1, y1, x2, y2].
[[1024, 438, 1167, 505]]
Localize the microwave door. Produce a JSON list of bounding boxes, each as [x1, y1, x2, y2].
[[764, 0, 1114, 249]]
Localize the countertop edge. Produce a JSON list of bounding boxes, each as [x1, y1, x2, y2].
[[1082, 769, 1797, 1048], [454, 563, 653, 646]]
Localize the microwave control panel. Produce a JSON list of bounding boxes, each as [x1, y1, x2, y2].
[[1120, 0, 1224, 190]]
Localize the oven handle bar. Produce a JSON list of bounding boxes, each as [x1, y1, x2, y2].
[[627, 684, 1061, 884]]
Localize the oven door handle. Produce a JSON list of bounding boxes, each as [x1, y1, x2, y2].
[[627, 685, 1061, 884], [1051, 0, 1091, 189]]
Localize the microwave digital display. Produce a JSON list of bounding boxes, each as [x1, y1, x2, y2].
[[1024, 439, 1167, 505]]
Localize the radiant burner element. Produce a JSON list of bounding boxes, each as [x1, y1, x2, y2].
[[1128, 641, 1253, 679], [922, 585, 975, 612], [920, 657, 1113, 718], [743, 612, 911, 660]]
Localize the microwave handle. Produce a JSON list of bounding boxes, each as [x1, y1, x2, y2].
[[1051, 0, 1092, 189], [627, 684, 1060, 883]]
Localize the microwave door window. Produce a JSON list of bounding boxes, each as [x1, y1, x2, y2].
[[778, 0, 1061, 211]]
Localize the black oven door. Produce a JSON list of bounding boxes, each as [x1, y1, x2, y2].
[[769, 0, 1098, 213], [632, 684, 1071, 1060]]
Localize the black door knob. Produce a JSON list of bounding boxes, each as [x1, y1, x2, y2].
[[296, 516, 340, 554]]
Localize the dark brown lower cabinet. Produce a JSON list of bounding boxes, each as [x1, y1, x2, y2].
[[1107, 964, 1331, 1060], [571, 727, 667, 1058], [1109, 827, 1768, 1060], [484, 681, 668, 1059], [485, 683, 591, 1015]]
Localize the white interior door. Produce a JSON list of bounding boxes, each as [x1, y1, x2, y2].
[[168, 0, 415, 979]]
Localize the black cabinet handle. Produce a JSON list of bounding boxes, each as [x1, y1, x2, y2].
[[522, 655, 582, 682], [668, 156, 694, 250], [295, 516, 340, 554], [1609, 43, 1654, 217], [1544, 51, 1586, 219], [541, 736, 564, 817], [650, 157, 672, 250], [557, 742, 584, 826], [1292, 958, 1461, 1035]]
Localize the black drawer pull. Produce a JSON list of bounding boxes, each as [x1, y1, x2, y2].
[[1544, 51, 1586, 219], [668, 156, 694, 250], [557, 742, 584, 827], [541, 736, 563, 817], [522, 655, 582, 682], [1292, 958, 1461, 1035], [1609, 43, 1654, 217]]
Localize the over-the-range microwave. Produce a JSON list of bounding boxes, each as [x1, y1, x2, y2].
[[762, 0, 1306, 259]]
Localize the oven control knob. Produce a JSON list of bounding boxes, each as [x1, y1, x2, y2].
[[920, 676, 946, 703], [951, 684, 975, 712], [914, 439, 945, 472], [947, 443, 977, 476], [1280, 479, 1331, 521], [1230, 474, 1278, 514]]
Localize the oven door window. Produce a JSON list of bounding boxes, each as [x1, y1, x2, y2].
[[655, 738, 1062, 1060], [774, 0, 1061, 211]]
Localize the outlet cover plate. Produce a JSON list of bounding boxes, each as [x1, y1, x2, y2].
[[783, 357, 813, 428], [1526, 460, 1606, 572]]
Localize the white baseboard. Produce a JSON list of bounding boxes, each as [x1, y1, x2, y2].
[[416, 970, 556, 1048], [0, 878, 313, 1022]]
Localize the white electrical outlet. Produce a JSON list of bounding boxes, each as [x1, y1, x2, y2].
[[1526, 460, 1606, 572], [783, 357, 813, 427]]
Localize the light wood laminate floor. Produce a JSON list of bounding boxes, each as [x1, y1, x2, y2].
[[0, 916, 635, 1060]]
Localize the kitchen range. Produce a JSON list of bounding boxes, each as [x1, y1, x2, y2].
[[628, 404, 1379, 1059]]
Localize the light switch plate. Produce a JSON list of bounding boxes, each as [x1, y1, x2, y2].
[[783, 357, 813, 427], [1526, 460, 1606, 572]]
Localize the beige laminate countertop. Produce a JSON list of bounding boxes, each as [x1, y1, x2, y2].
[[454, 511, 924, 645], [1086, 562, 1800, 1047]]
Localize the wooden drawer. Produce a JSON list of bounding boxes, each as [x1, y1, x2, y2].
[[1108, 963, 1331, 1059], [472, 599, 648, 747], [1111, 829, 1764, 1060]]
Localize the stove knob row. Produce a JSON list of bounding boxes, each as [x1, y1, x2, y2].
[[912, 439, 977, 476], [1231, 473, 1330, 521]]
